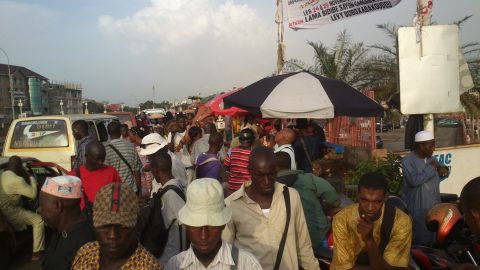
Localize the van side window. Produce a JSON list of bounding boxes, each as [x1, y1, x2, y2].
[[96, 121, 108, 142], [87, 121, 98, 140]]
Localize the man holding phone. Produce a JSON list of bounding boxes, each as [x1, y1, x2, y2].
[[331, 172, 412, 270]]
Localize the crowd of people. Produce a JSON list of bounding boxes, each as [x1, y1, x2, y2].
[[0, 112, 479, 270]]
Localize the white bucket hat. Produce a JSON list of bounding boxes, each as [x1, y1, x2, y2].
[[178, 178, 232, 227], [415, 130, 434, 142], [139, 133, 168, 156]]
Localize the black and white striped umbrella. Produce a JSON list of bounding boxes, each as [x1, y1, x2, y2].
[[224, 72, 383, 119]]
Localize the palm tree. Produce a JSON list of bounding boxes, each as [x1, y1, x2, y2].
[[284, 30, 371, 89]]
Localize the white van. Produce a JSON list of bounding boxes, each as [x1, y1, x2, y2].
[[2, 114, 118, 171]]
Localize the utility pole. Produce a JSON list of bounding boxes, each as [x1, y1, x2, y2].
[[152, 85, 156, 109], [0, 48, 15, 120]]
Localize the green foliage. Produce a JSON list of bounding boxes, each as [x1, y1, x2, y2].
[[139, 100, 172, 111], [284, 30, 371, 89], [345, 153, 403, 200]]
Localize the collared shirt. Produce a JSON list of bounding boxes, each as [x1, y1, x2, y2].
[[274, 144, 297, 170], [74, 136, 94, 171], [166, 241, 262, 270], [105, 138, 142, 192], [42, 219, 95, 270], [223, 182, 320, 270], [71, 241, 162, 270], [153, 178, 187, 266], [331, 204, 412, 270], [276, 170, 339, 249]]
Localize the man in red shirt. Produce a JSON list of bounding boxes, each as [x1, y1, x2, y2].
[[69, 141, 121, 209]]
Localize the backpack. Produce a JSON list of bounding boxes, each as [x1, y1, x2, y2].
[[138, 185, 186, 257]]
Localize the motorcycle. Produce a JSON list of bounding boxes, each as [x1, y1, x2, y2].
[[410, 202, 479, 269]]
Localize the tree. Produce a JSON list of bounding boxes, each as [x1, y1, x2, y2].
[[284, 30, 371, 89], [138, 100, 172, 111]]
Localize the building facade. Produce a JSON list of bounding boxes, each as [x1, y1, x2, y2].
[[1, 64, 84, 119], [0, 64, 48, 121], [44, 81, 83, 115]]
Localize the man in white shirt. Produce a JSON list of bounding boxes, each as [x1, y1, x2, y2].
[[274, 128, 297, 170], [139, 133, 188, 192], [150, 152, 187, 266], [167, 116, 195, 183], [166, 178, 261, 270]]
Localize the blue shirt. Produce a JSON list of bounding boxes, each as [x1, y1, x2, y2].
[[402, 152, 441, 245]]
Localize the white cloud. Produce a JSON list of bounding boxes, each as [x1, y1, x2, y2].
[[98, 0, 273, 53]]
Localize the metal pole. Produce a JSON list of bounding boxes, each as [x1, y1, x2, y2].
[[60, 99, 64, 115], [152, 85, 156, 109], [18, 99, 23, 115], [0, 48, 15, 120], [275, 0, 285, 75]]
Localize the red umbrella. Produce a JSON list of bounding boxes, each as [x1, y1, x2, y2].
[[207, 88, 248, 116]]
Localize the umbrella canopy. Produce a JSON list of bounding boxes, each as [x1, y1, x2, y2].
[[223, 72, 383, 119], [206, 89, 248, 116]]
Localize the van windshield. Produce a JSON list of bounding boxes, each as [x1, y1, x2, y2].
[[11, 120, 69, 148]]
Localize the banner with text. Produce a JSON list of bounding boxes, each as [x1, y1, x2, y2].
[[287, 0, 402, 29]]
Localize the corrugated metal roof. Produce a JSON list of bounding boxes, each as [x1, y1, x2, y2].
[[0, 63, 48, 81]]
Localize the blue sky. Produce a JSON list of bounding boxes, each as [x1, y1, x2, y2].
[[0, 0, 479, 106]]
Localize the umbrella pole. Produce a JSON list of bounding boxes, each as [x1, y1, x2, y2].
[[275, 0, 285, 75]]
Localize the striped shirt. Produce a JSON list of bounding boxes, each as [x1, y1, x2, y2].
[[224, 147, 251, 194], [165, 241, 262, 270], [105, 139, 142, 192]]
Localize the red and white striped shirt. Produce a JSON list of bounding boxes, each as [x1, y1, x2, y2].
[[224, 147, 251, 194]]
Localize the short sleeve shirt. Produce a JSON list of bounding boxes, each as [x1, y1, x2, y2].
[[331, 204, 412, 270], [71, 241, 162, 270]]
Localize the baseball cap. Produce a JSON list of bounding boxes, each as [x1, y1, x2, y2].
[[178, 178, 231, 227], [139, 133, 168, 156], [93, 183, 138, 228]]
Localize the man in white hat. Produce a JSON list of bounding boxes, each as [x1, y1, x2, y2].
[[139, 133, 187, 194], [402, 130, 449, 245], [38, 175, 95, 270], [166, 178, 262, 270]]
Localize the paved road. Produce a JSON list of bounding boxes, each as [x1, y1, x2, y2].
[[380, 128, 407, 152]]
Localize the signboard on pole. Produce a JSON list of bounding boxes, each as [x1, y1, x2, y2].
[[286, 0, 402, 29]]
